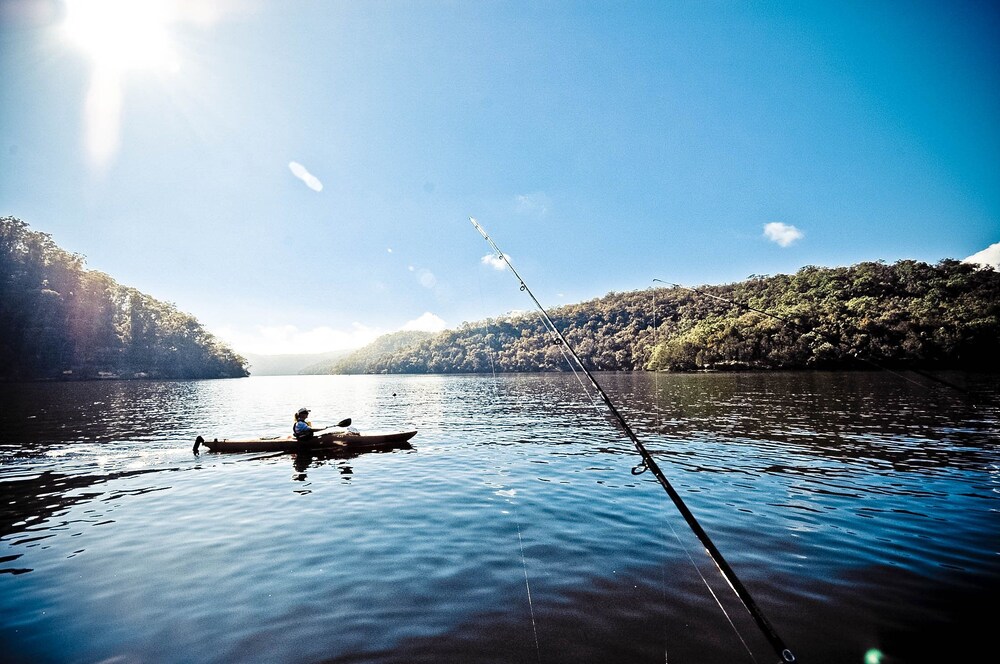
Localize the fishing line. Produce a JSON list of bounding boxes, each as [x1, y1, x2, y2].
[[653, 287, 668, 663], [650, 289, 757, 662], [476, 277, 500, 390], [477, 273, 543, 663], [662, 497, 761, 663], [515, 513, 542, 662], [528, 308, 608, 423], [472, 218, 797, 664], [652, 285, 673, 664]]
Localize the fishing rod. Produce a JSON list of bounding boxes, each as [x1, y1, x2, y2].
[[652, 279, 973, 396], [471, 218, 797, 664]]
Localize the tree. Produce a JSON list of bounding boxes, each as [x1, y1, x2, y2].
[[309, 259, 1000, 375], [0, 216, 248, 381]]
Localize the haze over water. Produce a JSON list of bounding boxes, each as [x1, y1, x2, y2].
[[1, 371, 998, 663]]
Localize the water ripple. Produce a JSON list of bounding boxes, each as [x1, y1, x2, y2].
[[0, 372, 997, 663]]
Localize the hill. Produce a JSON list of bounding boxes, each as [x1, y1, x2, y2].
[[322, 259, 1000, 374], [1, 216, 248, 381], [244, 351, 350, 376], [300, 330, 435, 374]]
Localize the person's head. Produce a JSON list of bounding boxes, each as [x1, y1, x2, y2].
[[296, 407, 310, 420]]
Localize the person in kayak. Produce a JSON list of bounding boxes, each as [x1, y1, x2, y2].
[[293, 409, 354, 444], [293, 407, 318, 441]]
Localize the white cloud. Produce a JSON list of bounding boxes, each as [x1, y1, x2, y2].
[[515, 192, 550, 216], [480, 253, 508, 270], [213, 323, 380, 355], [212, 310, 450, 355], [763, 222, 804, 247], [401, 312, 448, 332], [288, 161, 323, 192], [963, 242, 1000, 270]]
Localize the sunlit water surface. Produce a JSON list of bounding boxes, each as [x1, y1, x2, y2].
[[1, 372, 998, 663]]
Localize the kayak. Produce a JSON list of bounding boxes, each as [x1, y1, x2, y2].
[[193, 429, 417, 453]]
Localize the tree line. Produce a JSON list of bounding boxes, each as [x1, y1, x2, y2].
[[1, 216, 248, 381], [319, 259, 1000, 374]]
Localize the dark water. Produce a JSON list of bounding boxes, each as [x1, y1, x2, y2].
[[1, 372, 997, 664]]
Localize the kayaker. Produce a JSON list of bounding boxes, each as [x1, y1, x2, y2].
[[293, 407, 317, 441]]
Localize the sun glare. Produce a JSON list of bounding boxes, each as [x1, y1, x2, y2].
[[60, 0, 183, 168], [62, 0, 178, 72]]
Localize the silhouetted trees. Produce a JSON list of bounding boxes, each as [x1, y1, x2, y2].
[[1, 216, 248, 381]]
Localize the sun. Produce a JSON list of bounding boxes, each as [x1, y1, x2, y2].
[[61, 0, 178, 72], [59, 0, 182, 168]]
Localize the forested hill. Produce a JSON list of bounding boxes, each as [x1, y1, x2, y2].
[[319, 259, 1000, 375], [1, 217, 248, 381]]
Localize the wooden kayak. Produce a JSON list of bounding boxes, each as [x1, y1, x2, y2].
[[193, 430, 417, 453]]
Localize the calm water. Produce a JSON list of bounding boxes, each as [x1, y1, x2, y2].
[[1, 372, 998, 664]]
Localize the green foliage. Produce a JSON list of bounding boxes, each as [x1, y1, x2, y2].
[[319, 259, 1000, 375], [0, 216, 248, 381]]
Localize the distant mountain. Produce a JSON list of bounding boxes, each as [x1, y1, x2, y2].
[[300, 330, 435, 374], [244, 351, 351, 376]]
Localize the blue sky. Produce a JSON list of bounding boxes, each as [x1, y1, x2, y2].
[[2, 0, 998, 355]]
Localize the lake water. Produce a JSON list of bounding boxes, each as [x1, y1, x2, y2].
[[1, 371, 998, 664]]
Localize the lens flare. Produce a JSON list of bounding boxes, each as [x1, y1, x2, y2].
[[864, 648, 884, 664]]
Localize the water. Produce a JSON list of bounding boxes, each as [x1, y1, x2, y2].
[[1, 372, 998, 663]]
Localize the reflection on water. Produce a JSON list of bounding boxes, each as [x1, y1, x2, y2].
[[289, 443, 415, 482], [0, 372, 998, 663]]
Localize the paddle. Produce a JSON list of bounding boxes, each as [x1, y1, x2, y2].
[[314, 417, 351, 432]]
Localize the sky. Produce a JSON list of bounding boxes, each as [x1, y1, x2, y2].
[[1, 0, 998, 356]]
